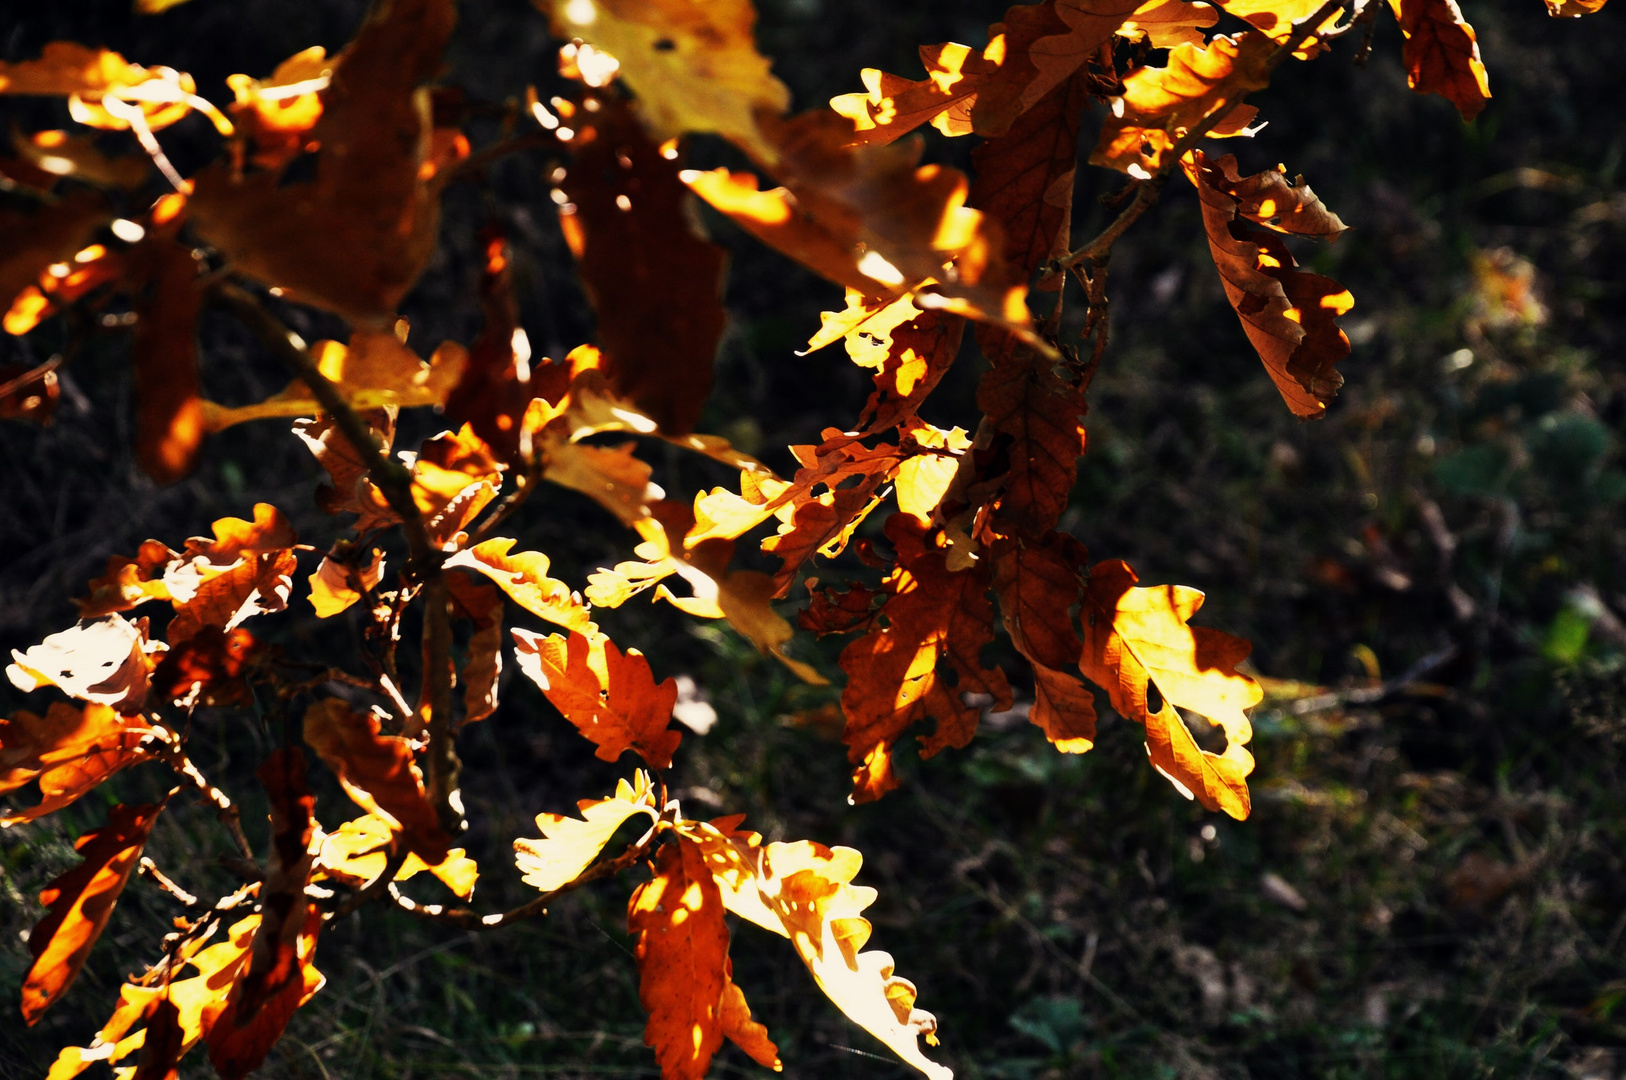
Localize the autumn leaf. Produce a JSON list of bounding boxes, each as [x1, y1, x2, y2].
[[1185, 149, 1353, 418], [514, 772, 657, 892], [1119, 0, 1220, 47], [1078, 559, 1261, 818], [559, 99, 728, 436], [190, 0, 455, 319], [1387, 0, 1491, 121], [208, 750, 324, 1080], [446, 571, 504, 726], [0, 189, 109, 319], [166, 549, 298, 644], [990, 534, 1100, 752], [308, 547, 386, 619], [1217, 0, 1345, 57], [445, 538, 593, 633], [291, 408, 398, 518], [7, 614, 161, 714], [975, 327, 1088, 537], [969, 70, 1088, 283], [720, 959, 782, 1070], [22, 802, 163, 1024], [837, 514, 1012, 802], [77, 541, 178, 618], [536, 0, 790, 164], [130, 240, 203, 483], [316, 813, 479, 899], [754, 839, 950, 1080], [1, 702, 159, 824], [512, 629, 683, 768], [628, 837, 731, 1080], [444, 227, 532, 463], [1091, 32, 1274, 176], [302, 699, 453, 863], [1544, 0, 1608, 13], [223, 46, 334, 173], [149, 627, 261, 707], [46, 912, 259, 1080]]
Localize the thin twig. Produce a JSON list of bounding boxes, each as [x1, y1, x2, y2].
[[389, 835, 653, 930], [139, 857, 200, 907], [330, 844, 412, 921], [0, 354, 62, 400]]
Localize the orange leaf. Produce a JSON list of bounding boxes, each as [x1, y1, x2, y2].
[[560, 100, 728, 436], [1, 701, 158, 824], [7, 613, 160, 714], [208, 750, 324, 1080], [512, 629, 683, 769], [514, 772, 657, 892], [445, 538, 592, 633], [131, 240, 203, 484], [837, 514, 1012, 802], [720, 960, 782, 1070], [628, 837, 730, 1080], [1184, 149, 1353, 418], [1078, 559, 1261, 818], [0, 188, 108, 318], [150, 626, 261, 707], [302, 699, 452, 863], [444, 226, 532, 463], [1217, 0, 1345, 57], [166, 549, 298, 644], [190, 0, 455, 319], [130, 995, 184, 1080], [315, 813, 479, 899], [446, 571, 505, 725], [22, 802, 163, 1024], [1388, 0, 1491, 121], [1090, 32, 1273, 175], [0, 42, 231, 135], [291, 409, 398, 518], [76, 540, 179, 618]]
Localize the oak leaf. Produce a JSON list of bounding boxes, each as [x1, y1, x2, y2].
[[291, 408, 397, 518], [0, 42, 232, 135], [444, 227, 532, 463], [837, 514, 1012, 802], [536, 0, 790, 163], [190, 0, 455, 319], [1387, 0, 1491, 121], [990, 535, 1099, 752], [77, 540, 179, 618], [302, 699, 453, 863], [1118, 0, 1220, 47], [1091, 33, 1274, 175], [720, 959, 783, 1070], [975, 327, 1088, 537], [445, 538, 593, 633], [559, 99, 728, 435], [1544, 0, 1607, 12], [315, 813, 479, 899], [308, 547, 386, 619], [7, 614, 161, 714], [628, 837, 730, 1080], [166, 550, 298, 645], [149, 627, 262, 707], [46, 912, 259, 1080], [1216, 0, 1345, 57], [514, 772, 657, 892], [512, 628, 683, 769], [0, 189, 109, 318], [1078, 559, 1261, 818], [21, 802, 163, 1024], [130, 240, 203, 483], [1185, 150, 1353, 418], [223, 46, 333, 173], [446, 571, 505, 726], [1, 702, 159, 824]]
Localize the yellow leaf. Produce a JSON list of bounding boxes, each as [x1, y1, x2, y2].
[[514, 773, 657, 892], [444, 538, 593, 633]]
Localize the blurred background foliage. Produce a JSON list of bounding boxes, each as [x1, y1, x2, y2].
[[3, 0, 1625, 1078]]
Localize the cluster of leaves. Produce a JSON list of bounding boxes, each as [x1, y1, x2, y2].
[[0, 0, 1608, 1076]]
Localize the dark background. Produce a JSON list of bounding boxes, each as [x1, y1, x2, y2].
[[3, 0, 1626, 1077]]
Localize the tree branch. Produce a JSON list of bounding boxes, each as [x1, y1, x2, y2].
[[329, 843, 412, 921]]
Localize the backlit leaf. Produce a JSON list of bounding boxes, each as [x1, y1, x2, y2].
[[512, 629, 683, 769], [515, 772, 657, 892], [0, 702, 159, 824], [445, 538, 593, 633], [7, 614, 160, 714], [1387, 0, 1491, 121], [315, 813, 479, 899]]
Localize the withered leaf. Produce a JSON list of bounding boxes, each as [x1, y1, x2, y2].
[[512, 629, 683, 769], [445, 538, 592, 633], [1078, 560, 1261, 818], [1, 702, 158, 824], [446, 571, 504, 726], [22, 802, 163, 1024], [0, 42, 231, 135], [560, 100, 728, 436], [1388, 0, 1491, 121], [150, 627, 261, 707], [837, 514, 1012, 802], [308, 548, 386, 619], [130, 240, 203, 484], [975, 326, 1088, 537], [302, 699, 452, 863], [7, 614, 159, 714], [1185, 150, 1353, 418], [990, 535, 1099, 752], [0, 189, 108, 318]]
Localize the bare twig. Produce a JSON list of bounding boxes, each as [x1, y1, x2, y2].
[[389, 835, 653, 930], [212, 282, 465, 835], [139, 857, 200, 907], [0, 354, 62, 401]]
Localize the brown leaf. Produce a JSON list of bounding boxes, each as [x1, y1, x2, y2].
[[22, 802, 163, 1023], [1, 702, 158, 824], [990, 535, 1099, 752], [1091, 32, 1274, 175], [76, 540, 179, 618], [149, 626, 261, 707], [302, 699, 452, 863], [291, 409, 398, 518], [1185, 149, 1353, 418], [446, 571, 504, 726], [0, 189, 108, 316], [719, 961, 782, 1069], [209, 750, 324, 1080], [1078, 559, 1261, 818], [7, 614, 160, 714], [970, 70, 1087, 281], [512, 629, 683, 768], [166, 549, 298, 644], [130, 995, 184, 1080], [560, 99, 728, 436], [444, 227, 532, 463], [838, 514, 1012, 802], [975, 327, 1088, 537], [190, 0, 455, 319], [629, 837, 730, 1080], [131, 240, 203, 483], [1388, 0, 1491, 121], [223, 46, 333, 174]]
